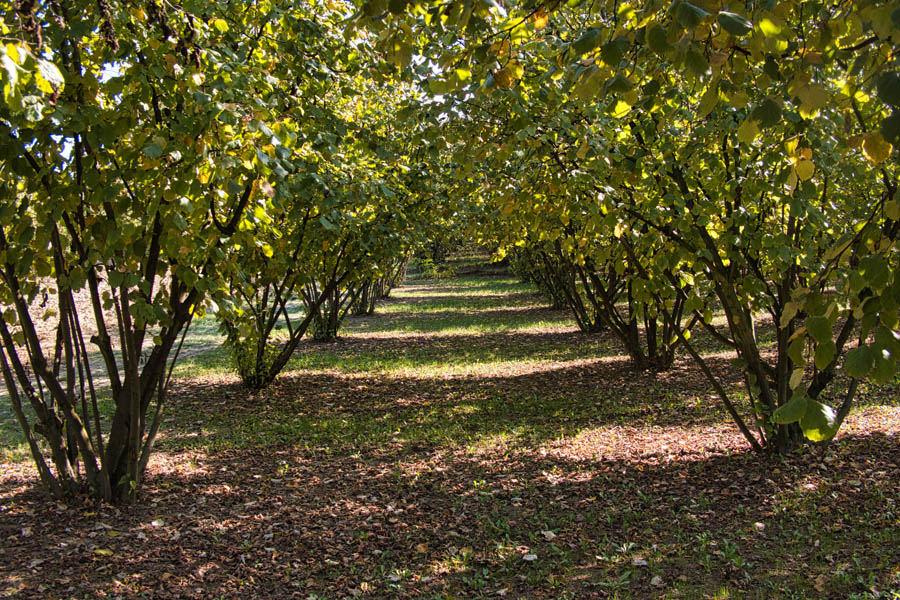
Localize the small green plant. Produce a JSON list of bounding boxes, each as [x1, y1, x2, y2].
[[413, 257, 457, 280], [223, 325, 281, 390]]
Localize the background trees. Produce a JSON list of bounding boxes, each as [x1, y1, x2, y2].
[[1, 0, 899, 502], [356, 0, 899, 450], [0, 0, 403, 500]]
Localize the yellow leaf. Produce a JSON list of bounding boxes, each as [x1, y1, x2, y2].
[[787, 169, 798, 194], [862, 131, 892, 164], [759, 17, 782, 36], [490, 39, 511, 61], [729, 91, 749, 108], [697, 83, 719, 117], [610, 100, 631, 118], [93, 548, 114, 556], [708, 51, 727, 67], [886, 199, 900, 221], [784, 139, 799, 156], [803, 51, 823, 64], [790, 368, 804, 390], [5, 43, 22, 65], [737, 119, 759, 145], [533, 8, 549, 30], [509, 61, 524, 80], [494, 67, 514, 89], [796, 82, 828, 114], [795, 160, 815, 181], [576, 140, 589, 160]]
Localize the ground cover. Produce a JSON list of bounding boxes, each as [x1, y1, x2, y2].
[[1, 269, 899, 599]]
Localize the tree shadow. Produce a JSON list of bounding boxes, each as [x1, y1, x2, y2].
[[3, 432, 898, 598], [158, 339, 747, 455], [345, 305, 573, 335]]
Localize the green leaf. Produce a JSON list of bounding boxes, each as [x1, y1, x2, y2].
[[605, 73, 633, 94], [647, 25, 670, 54], [843, 345, 874, 378], [143, 143, 164, 159], [673, 2, 710, 29], [859, 254, 890, 289], [773, 394, 807, 424], [572, 28, 604, 56], [717, 11, 753, 36], [882, 111, 900, 145], [871, 352, 897, 385], [22, 95, 43, 121], [788, 336, 806, 366], [319, 215, 336, 230], [751, 99, 782, 128], [108, 269, 125, 288], [875, 326, 900, 355], [799, 400, 838, 442], [877, 72, 900, 108], [685, 49, 709, 77], [806, 315, 832, 344], [737, 118, 759, 145], [389, 0, 408, 14], [789, 367, 804, 390], [815, 340, 837, 370], [601, 37, 629, 66]]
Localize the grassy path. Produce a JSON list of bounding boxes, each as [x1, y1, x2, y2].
[[2, 272, 899, 599]]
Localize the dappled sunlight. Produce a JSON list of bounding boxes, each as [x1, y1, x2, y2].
[[378, 355, 623, 380], [288, 328, 625, 376], [4, 271, 900, 599], [344, 306, 574, 336], [546, 423, 748, 463]]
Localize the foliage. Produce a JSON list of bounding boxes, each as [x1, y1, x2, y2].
[[509, 246, 568, 310], [0, 0, 395, 500], [354, 0, 900, 450], [3, 0, 899, 509]]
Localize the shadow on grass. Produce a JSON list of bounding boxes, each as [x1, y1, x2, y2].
[[3, 432, 898, 599], [345, 306, 573, 335], [159, 348, 746, 455], [376, 292, 549, 311], [291, 328, 619, 369]]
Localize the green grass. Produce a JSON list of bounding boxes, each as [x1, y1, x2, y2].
[[156, 267, 900, 599], [3, 260, 900, 600]]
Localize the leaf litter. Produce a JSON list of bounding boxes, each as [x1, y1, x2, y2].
[[1, 274, 899, 598]]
